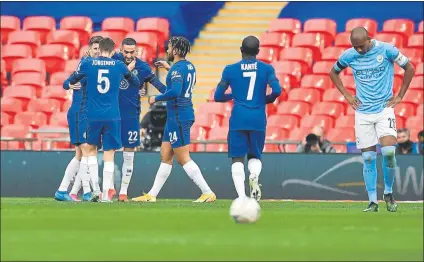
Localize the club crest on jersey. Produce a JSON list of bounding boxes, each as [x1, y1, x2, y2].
[[120, 79, 129, 90], [376, 55, 384, 63]]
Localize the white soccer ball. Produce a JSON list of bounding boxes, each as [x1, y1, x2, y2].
[[230, 197, 261, 223]]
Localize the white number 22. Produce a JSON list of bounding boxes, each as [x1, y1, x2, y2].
[[97, 69, 110, 94], [128, 131, 138, 142], [185, 72, 196, 98], [243, 71, 257, 100]]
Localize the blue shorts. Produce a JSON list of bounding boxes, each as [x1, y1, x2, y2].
[[163, 120, 193, 148], [121, 118, 141, 148], [87, 120, 122, 151], [68, 111, 88, 146], [228, 130, 265, 159]]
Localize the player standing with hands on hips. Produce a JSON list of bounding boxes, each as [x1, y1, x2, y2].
[[329, 27, 415, 212]]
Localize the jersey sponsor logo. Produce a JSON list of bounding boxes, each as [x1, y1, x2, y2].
[[171, 70, 182, 79], [376, 55, 384, 63], [120, 79, 130, 90], [355, 66, 385, 79]]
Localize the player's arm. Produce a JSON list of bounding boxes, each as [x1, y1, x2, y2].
[[266, 67, 282, 104], [329, 52, 361, 110], [139, 62, 167, 93], [154, 68, 183, 101], [214, 66, 233, 102], [120, 62, 141, 88], [386, 45, 416, 107], [66, 60, 87, 86]]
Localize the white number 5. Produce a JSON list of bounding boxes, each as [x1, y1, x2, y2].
[[243, 71, 256, 100], [97, 69, 110, 94]]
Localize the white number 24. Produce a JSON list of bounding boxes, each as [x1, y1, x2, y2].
[[243, 71, 257, 101], [97, 69, 110, 94], [185, 72, 196, 98]]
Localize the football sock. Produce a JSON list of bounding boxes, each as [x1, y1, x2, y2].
[[70, 172, 82, 195], [381, 146, 397, 194], [232, 162, 246, 198], [120, 152, 134, 195], [148, 163, 172, 197], [248, 158, 262, 181], [102, 161, 114, 200], [183, 160, 212, 194], [362, 151, 378, 203], [58, 157, 80, 191], [88, 156, 100, 192], [78, 156, 91, 194]]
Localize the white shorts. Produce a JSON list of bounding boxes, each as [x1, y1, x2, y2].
[[355, 107, 397, 149]]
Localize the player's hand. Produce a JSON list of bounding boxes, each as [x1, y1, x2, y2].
[[148, 96, 156, 105], [345, 95, 361, 110], [139, 87, 146, 97], [83, 50, 90, 58], [69, 82, 81, 90], [127, 59, 136, 72], [386, 96, 402, 108], [154, 61, 171, 71]]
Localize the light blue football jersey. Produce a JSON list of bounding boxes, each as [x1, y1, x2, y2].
[[334, 40, 408, 114]]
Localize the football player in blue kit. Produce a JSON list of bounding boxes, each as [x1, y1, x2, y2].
[[132, 36, 216, 202], [66, 38, 140, 202], [214, 36, 282, 201], [54, 35, 103, 202]]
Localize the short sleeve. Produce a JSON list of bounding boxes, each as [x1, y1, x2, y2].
[[386, 44, 408, 67], [333, 50, 351, 72]]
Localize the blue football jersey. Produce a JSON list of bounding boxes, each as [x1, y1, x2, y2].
[[63, 57, 89, 116], [155, 60, 195, 121], [334, 40, 409, 114], [68, 56, 139, 121], [219, 59, 281, 131]]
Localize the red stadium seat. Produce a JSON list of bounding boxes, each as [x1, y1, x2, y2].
[[27, 98, 62, 116], [396, 117, 407, 129], [37, 44, 69, 74], [334, 32, 351, 48], [345, 18, 378, 36], [260, 32, 291, 50], [398, 48, 423, 66], [292, 33, 329, 60], [409, 129, 421, 142], [46, 30, 80, 58], [264, 127, 288, 152], [346, 106, 355, 116], [300, 115, 334, 133], [279, 47, 314, 72], [205, 126, 228, 152], [408, 34, 424, 50], [335, 115, 355, 128], [1, 59, 7, 86], [285, 127, 311, 152], [49, 72, 69, 85], [417, 104, 423, 116], [35, 124, 71, 150], [419, 21, 424, 33], [1, 123, 31, 151], [382, 19, 415, 42], [62, 99, 72, 112], [195, 113, 221, 129], [268, 115, 300, 130], [304, 18, 337, 42], [268, 18, 301, 37], [323, 88, 354, 104], [339, 75, 356, 89], [276, 73, 296, 90], [1, 112, 12, 126], [1, 44, 32, 72], [102, 17, 135, 38], [3, 85, 37, 103], [416, 63, 424, 76], [410, 76, 423, 90], [64, 59, 80, 73], [49, 112, 68, 127], [197, 102, 232, 117], [1, 16, 20, 44], [11, 72, 45, 96], [91, 31, 125, 46], [395, 102, 416, 121], [300, 74, 332, 93], [406, 116, 423, 130], [125, 32, 159, 58], [287, 88, 321, 105], [312, 61, 336, 75], [277, 101, 311, 119], [257, 47, 278, 64], [11, 58, 46, 78], [22, 16, 56, 44], [136, 17, 169, 46], [321, 47, 345, 61], [79, 45, 89, 58], [42, 85, 69, 102], [7, 31, 41, 56], [1, 97, 26, 115], [14, 111, 48, 129], [327, 127, 355, 142], [190, 125, 209, 152], [374, 33, 404, 48], [311, 102, 345, 119], [271, 61, 304, 83], [60, 16, 93, 45], [402, 89, 423, 106]]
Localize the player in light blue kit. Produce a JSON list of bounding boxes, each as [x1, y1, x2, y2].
[[329, 27, 415, 212], [67, 38, 140, 202], [214, 36, 282, 201], [132, 36, 216, 203]]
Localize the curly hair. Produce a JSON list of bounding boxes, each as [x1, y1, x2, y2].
[[169, 36, 191, 58]]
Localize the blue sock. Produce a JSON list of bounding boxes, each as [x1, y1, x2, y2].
[[381, 146, 397, 194], [362, 151, 377, 203]]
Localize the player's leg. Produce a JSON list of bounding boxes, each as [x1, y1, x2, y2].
[[69, 146, 83, 201], [172, 121, 215, 202], [356, 111, 379, 212], [229, 130, 249, 199], [247, 130, 265, 201], [77, 143, 98, 201], [377, 108, 398, 212], [84, 121, 103, 201]]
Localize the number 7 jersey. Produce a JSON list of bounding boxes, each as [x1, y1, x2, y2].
[[165, 60, 196, 121]]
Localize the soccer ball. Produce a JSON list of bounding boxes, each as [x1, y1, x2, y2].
[[230, 197, 261, 223]]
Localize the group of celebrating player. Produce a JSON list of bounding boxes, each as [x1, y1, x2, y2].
[[54, 26, 416, 212]]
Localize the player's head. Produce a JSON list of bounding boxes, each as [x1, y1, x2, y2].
[[240, 36, 260, 58], [121, 38, 137, 65], [99, 37, 115, 57], [88, 36, 103, 58], [167, 36, 191, 62], [350, 27, 372, 55]]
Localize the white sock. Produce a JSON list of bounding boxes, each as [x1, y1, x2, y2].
[[70, 172, 82, 195], [78, 157, 91, 194], [148, 163, 172, 197], [248, 158, 262, 181], [120, 152, 134, 195], [58, 157, 80, 191], [232, 162, 246, 198], [183, 160, 212, 194], [102, 161, 114, 200], [88, 156, 100, 192]]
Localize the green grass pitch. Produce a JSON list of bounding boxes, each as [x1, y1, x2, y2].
[[1, 198, 423, 261]]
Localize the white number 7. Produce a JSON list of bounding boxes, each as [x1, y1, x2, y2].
[[243, 71, 256, 100]]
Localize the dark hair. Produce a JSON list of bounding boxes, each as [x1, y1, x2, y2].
[[397, 128, 410, 136], [169, 36, 191, 58], [419, 130, 424, 138], [304, 133, 319, 153], [122, 38, 137, 46], [89, 36, 103, 46], [99, 37, 115, 53], [241, 36, 260, 56]]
